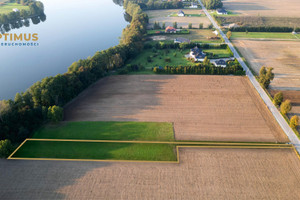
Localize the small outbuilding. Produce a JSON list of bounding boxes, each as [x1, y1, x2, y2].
[[178, 10, 185, 17], [189, 2, 198, 8], [12, 8, 20, 12], [217, 8, 228, 15]]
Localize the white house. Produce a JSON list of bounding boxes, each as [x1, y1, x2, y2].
[[189, 2, 198, 8], [12, 8, 20, 12], [178, 10, 185, 17], [213, 30, 219, 36], [190, 46, 206, 62]]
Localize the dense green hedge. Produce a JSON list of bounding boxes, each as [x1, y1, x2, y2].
[[153, 59, 245, 76]]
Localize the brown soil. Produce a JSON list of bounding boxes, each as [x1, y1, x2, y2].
[[64, 75, 288, 143], [233, 40, 300, 90], [223, 0, 300, 17], [1, 148, 300, 199]]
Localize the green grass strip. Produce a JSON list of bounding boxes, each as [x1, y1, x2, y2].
[[12, 140, 177, 161]]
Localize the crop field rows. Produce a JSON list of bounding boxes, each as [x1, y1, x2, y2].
[[3, 147, 300, 199]]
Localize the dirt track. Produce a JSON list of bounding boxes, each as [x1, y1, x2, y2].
[[233, 40, 300, 90], [64, 75, 287, 142], [223, 0, 300, 17], [1, 148, 300, 199]]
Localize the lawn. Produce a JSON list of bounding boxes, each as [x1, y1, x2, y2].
[[203, 49, 232, 58], [11, 140, 177, 161], [33, 121, 175, 141], [127, 48, 197, 71], [0, 3, 29, 14], [231, 32, 299, 40]]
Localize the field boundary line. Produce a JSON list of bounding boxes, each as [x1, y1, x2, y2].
[[26, 138, 291, 146], [7, 139, 28, 159], [8, 139, 295, 163]]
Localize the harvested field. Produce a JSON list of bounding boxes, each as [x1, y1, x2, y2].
[[223, 0, 300, 17], [64, 75, 288, 143], [1, 148, 300, 199], [145, 9, 211, 28], [233, 40, 300, 90]]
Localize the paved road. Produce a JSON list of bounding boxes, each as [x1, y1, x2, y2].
[[198, 0, 300, 152]]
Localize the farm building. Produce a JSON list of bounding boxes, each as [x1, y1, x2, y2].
[[189, 2, 198, 8], [178, 10, 185, 17], [217, 8, 228, 15], [174, 37, 191, 43], [190, 46, 206, 62], [165, 26, 177, 33]]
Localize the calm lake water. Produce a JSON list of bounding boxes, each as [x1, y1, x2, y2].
[[0, 0, 127, 100]]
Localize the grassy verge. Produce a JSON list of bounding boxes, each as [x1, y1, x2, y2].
[[0, 2, 29, 14], [231, 32, 299, 40], [11, 140, 177, 161], [33, 121, 175, 141]]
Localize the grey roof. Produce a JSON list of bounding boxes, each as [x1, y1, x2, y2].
[[191, 47, 206, 59], [178, 10, 185, 14], [217, 8, 227, 13], [215, 60, 226, 65]]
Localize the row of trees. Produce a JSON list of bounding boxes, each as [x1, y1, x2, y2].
[[153, 59, 245, 75], [273, 92, 299, 129], [258, 67, 274, 89], [0, 0, 44, 26], [202, 0, 223, 9], [0, 1, 148, 157]]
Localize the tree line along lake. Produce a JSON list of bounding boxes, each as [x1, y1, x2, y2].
[[0, 0, 128, 100]]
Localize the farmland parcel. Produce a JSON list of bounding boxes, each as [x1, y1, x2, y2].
[[1, 148, 300, 199], [64, 75, 288, 143]]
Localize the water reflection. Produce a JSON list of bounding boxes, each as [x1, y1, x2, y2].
[[0, 13, 46, 34]]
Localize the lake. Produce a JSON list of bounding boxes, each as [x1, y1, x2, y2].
[[0, 0, 128, 100]]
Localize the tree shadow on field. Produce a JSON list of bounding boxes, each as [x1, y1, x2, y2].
[[0, 159, 111, 199], [64, 75, 177, 122]]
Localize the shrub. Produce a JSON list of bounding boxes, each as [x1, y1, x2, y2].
[[280, 100, 292, 115], [0, 139, 13, 158], [290, 115, 299, 129], [188, 23, 192, 29], [47, 106, 64, 123], [273, 92, 283, 106]]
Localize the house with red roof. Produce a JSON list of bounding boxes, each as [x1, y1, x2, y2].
[[165, 26, 177, 33]]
